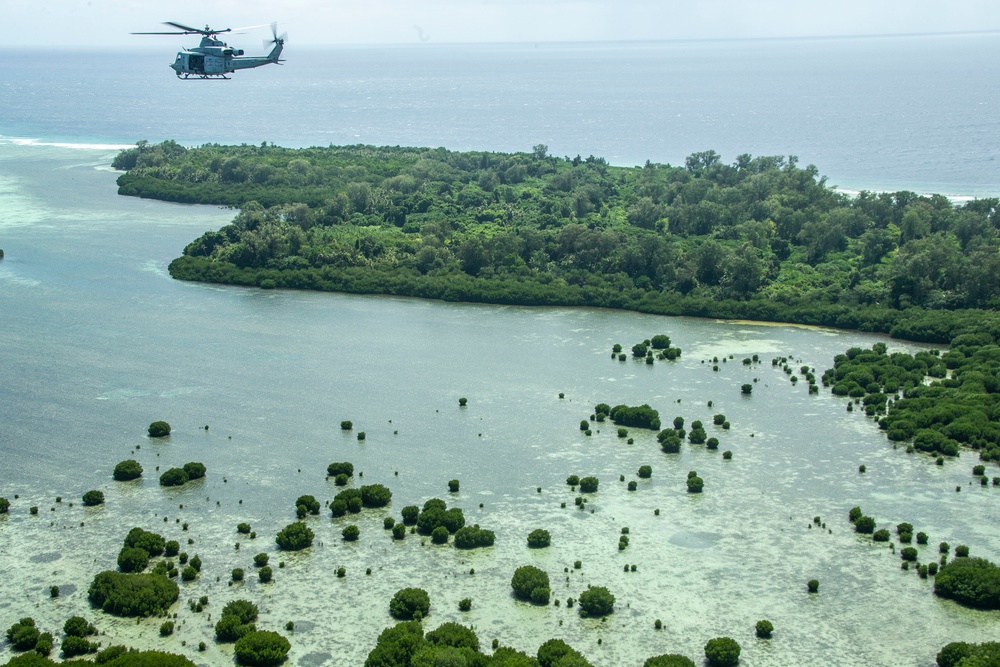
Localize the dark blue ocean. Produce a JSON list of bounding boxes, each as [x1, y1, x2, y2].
[[2, 33, 999, 197]]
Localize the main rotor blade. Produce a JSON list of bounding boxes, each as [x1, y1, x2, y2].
[[162, 21, 232, 35], [132, 31, 187, 35], [163, 21, 204, 33], [231, 23, 271, 32]]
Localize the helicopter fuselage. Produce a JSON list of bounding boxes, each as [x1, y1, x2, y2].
[[169, 35, 282, 79]]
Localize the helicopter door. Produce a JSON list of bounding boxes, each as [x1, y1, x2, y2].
[[188, 54, 205, 74], [204, 56, 225, 74]]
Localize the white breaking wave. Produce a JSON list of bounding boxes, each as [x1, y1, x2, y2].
[[833, 187, 978, 204], [0, 136, 133, 151]]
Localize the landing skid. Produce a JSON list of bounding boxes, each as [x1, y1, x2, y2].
[[176, 73, 231, 80]]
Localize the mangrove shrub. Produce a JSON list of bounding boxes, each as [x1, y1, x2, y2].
[[527, 529, 551, 548], [361, 484, 393, 508], [511, 566, 550, 603], [608, 404, 661, 430], [234, 630, 290, 667], [87, 571, 179, 617], [327, 462, 354, 477], [183, 462, 206, 480], [275, 522, 314, 551], [113, 460, 143, 481], [934, 557, 1000, 609], [936, 642, 1000, 667], [295, 495, 320, 516], [62, 616, 96, 639], [417, 504, 466, 535], [159, 468, 189, 487], [61, 634, 99, 657], [578, 586, 615, 617], [117, 546, 150, 574], [644, 655, 696, 667], [216, 600, 258, 641], [658, 429, 682, 453], [855, 516, 876, 534], [82, 490, 105, 506], [124, 527, 165, 556], [537, 639, 591, 667], [401, 505, 419, 525], [390, 587, 431, 620], [704, 637, 741, 667], [424, 622, 480, 651], [148, 421, 171, 437], [453, 525, 495, 549], [6, 618, 40, 651]]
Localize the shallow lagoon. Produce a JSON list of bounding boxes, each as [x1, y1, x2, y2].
[[1, 143, 998, 666]]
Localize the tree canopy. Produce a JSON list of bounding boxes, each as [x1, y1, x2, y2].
[[704, 637, 741, 667], [823, 339, 1000, 462], [275, 522, 314, 551], [215, 600, 259, 642], [147, 421, 171, 437], [511, 566, 550, 604], [389, 588, 431, 620], [111, 141, 1000, 345], [934, 557, 1000, 609], [453, 524, 496, 549], [113, 460, 143, 481], [233, 630, 291, 667], [577, 586, 615, 617], [87, 571, 179, 617]]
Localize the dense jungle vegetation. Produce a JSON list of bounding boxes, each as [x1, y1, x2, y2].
[[114, 141, 1000, 345], [823, 338, 1000, 464]]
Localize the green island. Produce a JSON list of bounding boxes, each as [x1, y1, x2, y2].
[[114, 140, 1000, 345]]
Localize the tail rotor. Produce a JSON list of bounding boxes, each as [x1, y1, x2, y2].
[[264, 22, 287, 49]]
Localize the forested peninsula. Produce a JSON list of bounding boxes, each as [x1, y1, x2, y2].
[[115, 141, 1000, 345]]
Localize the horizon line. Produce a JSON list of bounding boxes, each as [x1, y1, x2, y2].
[[3, 28, 1000, 51]]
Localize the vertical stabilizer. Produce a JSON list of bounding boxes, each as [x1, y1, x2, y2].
[[266, 22, 286, 63], [268, 39, 284, 62]]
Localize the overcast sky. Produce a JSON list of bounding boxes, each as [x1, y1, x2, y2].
[[9, 0, 1000, 48]]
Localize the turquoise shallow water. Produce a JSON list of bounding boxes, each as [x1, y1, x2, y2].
[[0, 144, 998, 666]]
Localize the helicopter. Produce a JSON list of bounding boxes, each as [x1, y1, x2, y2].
[[132, 22, 286, 79]]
